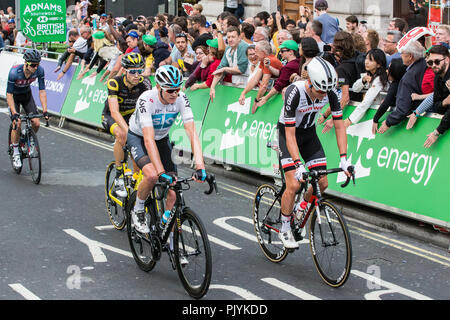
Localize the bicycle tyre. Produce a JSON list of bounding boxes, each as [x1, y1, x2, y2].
[[105, 161, 126, 230], [126, 191, 157, 272], [309, 200, 352, 288], [174, 208, 212, 299], [253, 184, 288, 263], [7, 124, 22, 175], [27, 129, 41, 184]]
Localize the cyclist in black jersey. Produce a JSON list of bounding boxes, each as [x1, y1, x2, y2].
[[278, 57, 353, 249], [102, 52, 152, 197], [7, 49, 49, 169]]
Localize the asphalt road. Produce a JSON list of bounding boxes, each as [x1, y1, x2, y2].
[[0, 109, 449, 302]]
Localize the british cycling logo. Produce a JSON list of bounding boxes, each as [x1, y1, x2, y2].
[[339, 120, 440, 187]]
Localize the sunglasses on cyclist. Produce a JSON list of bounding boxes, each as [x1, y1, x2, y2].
[[427, 58, 445, 66], [27, 62, 39, 68], [127, 69, 144, 75], [163, 88, 181, 94]]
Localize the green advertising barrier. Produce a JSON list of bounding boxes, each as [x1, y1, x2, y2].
[[20, 0, 67, 42], [60, 66, 108, 127], [318, 106, 449, 228]]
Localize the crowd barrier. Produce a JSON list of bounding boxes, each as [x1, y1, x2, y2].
[[0, 50, 448, 229]]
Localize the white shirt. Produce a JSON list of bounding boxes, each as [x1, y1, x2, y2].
[[72, 36, 88, 53], [349, 75, 386, 124]]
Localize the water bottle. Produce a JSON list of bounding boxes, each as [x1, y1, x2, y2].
[[123, 168, 132, 186], [131, 172, 139, 189], [20, 128, 27, 153], [294, 201, 308, 221], [160, 209, 172, 229]]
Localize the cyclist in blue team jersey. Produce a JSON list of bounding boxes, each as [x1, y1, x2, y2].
[[127, 65, 207, 235], [7, 49, 49, 169], [277, 57, 353, 249]]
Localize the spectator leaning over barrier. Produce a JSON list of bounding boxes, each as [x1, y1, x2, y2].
[[246, 45, 259, 80], [141, 34, 158, 77], [320, 31, 362, 133], [125, 30, 140, 54], [253, 39, 300, 111], [169, 32, 196, 76], [239, 40, 283, 112], [191, 15, 213, 51], [404, 45, 450, 147], [314, 0, 339, 44], [305, 20, 325, 52], [209, 26, 249, 101], [57, 26, 92, 81], [253, 26, 269, 43], [377, 40, 427, 134], [435, 25, 450, 50], [384, 30, 403, 66], [344, 48, 388, 128], [184, 45, 210, 90], [345, 15, 359, 34]]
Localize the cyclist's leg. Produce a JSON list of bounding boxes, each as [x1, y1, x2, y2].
[[10, 96, 23, 145], [156, 136, 177, 211], [22, 94, 40, 132]]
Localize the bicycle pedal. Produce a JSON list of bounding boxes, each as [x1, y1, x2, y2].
[[287, 248, 296, 253]]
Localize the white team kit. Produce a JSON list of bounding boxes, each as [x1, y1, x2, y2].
[[129, 88, 194, 140]]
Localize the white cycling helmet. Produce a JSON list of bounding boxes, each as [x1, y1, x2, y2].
[[155, 65, 183, 89], [306, 57, 338, 92]]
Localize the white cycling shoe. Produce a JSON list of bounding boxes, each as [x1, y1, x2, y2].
[[279, 229, 299, 249], [131, 208, 150, 234], [13, 154, 22, 169], [114, 177, 127, 198]]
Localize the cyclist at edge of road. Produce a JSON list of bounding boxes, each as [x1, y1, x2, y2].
[[7, 49, 49, 169], [277, 56, 353, 249], [102, 52, 152, 198], [127, 65, 207, 240]]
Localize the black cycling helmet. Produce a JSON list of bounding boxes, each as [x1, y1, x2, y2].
[[121, 52, 145, 69], [23, 49, 41, 63]]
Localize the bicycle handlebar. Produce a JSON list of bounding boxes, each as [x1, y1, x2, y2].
[[12, 113, 50, 130], [156, 172, 218, 199], [302, 166, 355, 188]]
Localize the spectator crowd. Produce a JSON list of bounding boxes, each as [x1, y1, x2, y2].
[[2, 0, 450, 149]]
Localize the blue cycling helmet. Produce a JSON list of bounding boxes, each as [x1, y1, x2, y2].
[[23, 49, 41, 63], [155, 65, 183, 89]]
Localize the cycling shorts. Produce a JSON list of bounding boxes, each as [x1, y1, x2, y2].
[[126, 131, 177, 173], [277, 123, 327, 173], [101, 114, 132, 136], [11, 91, 38, 116]]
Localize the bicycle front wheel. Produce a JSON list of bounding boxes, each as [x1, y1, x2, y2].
[[309, 200, 352, 287], [105, 161, 126, 230], [253, 184, 288, 263], [27, 130, 41, 184], [174, 208, 212, 299], [7, 124, 22, 175], [126, 192, 157, 272]]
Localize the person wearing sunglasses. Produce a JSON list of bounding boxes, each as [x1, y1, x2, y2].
[[102, 52, 152, 198], [276, 57, 352, 249], [127, 65, 207, 234], [7, 49, 48, 169]]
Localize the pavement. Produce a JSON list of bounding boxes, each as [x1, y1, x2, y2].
[[56, 115, 450, 251]]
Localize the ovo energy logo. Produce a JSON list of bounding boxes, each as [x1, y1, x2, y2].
[[338, 120, 440, 187]]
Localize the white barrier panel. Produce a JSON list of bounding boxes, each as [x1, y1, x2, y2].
[[0, 51, 25, 99]]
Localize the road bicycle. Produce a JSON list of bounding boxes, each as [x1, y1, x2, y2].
[[105, 146, 164, 230], [7, 113, 48, 184], [253, 141, 355, 288], [125, 173, 218, 299]]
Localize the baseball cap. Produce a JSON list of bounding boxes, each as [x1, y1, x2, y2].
[[92, 31, 105, 39], [206, 38, 219, 49], [279, 40, 299, 51], [8, 19, 14, 23], [127, 31, 139, 39], [315, 0, 328, 9], [143, 34, 157, 46], [101, 13, 108, 18]]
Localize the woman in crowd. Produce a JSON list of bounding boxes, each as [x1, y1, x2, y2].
[[184, 45, 210, 90]]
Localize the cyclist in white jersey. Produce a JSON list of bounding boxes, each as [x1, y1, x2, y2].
[[127, 65, 207, 234], [277, 57, 353, 249]]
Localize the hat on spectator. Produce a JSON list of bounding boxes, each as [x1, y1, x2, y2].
[[101, 13, 108, 18], [205, 21, 211, 28], [92, 31, 105, 39], [315, 0, 328, 9], [8, 18, 14, 23], [143, 34, 157, 46], [122, 19, 132, 27], [206, 38, 219, 49], [127, 31, 139, 39], [279, 40, 299, 51]]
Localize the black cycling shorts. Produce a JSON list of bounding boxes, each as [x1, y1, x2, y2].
[[101, 114, 132, 136], [277, 123, 327, 173], [127, 131, 177, 173], [12, 91, 38, 115]]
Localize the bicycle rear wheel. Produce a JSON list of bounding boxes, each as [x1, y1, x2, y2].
[[253, 184, 288, 263], [105, 161, 126, 230], [27, 130, 41, 184], [7, 124, 22, 175], [126, 192, 157, 272], [309, 200, 352, 287], [174, 208, 212, 299]]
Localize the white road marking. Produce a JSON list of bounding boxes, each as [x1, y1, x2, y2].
[[95, 225, 116, 230], [261, 278, 321, 300], [209, 284, 262, 300], [8, 284, 41, 300]]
